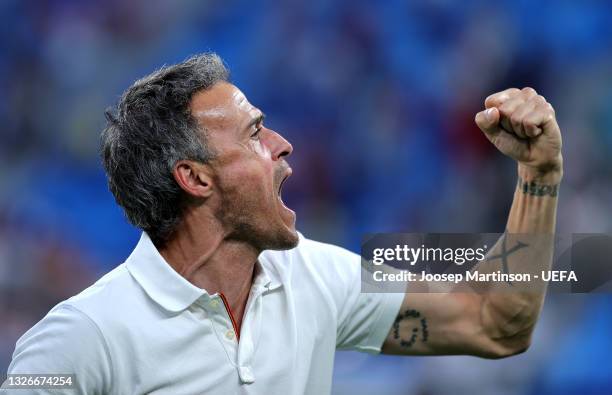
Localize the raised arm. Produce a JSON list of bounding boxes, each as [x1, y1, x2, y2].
[[382, 87, 562, 358]]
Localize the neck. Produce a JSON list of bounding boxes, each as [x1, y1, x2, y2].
[[158, 210, 260, 330]]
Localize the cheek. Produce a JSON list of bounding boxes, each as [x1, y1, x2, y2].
[[214, 145, 274, 199], [222, 160, 271, 196], [250, 139, 271, 158]]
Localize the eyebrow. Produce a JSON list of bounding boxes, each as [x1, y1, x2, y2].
[[246, 112, 266, 131]]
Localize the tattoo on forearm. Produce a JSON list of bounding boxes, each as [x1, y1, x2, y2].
[[517, 176, 559, 197], [484, 231, 529, 284], [392, 309, 429, 348]]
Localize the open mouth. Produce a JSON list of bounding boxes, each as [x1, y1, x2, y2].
[[277, 167, 292, 204], [276, 166, 295, 225], [278, 175, 287, 197]]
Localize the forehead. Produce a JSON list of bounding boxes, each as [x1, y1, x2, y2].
[[190, 82, 258, 132]]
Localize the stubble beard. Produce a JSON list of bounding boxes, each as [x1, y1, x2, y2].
[[216, 193, 298, 252]]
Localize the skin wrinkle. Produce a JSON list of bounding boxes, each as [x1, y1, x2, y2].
[[158, 82, 297, 329], [102, 55, 297, 329]]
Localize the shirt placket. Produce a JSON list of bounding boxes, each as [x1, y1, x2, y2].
[[235, 283, 266, 384], [200, 294, 240, 366], [199, 283, 266, 385]]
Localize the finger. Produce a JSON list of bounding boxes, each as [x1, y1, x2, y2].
[[520, 87, 538, 100], [485, 88, 521, 109], [498, 97, 527, 136], [491, 130, 531, 163], [510, 99, 537, 139], [523, 118, 543, 138], [475, 107, 501, 140], [485, 86, 537, 111], [522, 103, 554, 138], [476, 107, 531, 162]]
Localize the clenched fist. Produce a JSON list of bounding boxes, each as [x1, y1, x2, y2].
[[475, 87, 563, 182]]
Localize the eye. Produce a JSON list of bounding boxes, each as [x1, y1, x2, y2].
[[250, 125, 263, 140]]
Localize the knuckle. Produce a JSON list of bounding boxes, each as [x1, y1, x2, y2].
[[534, 95, 546, 104], [521, 87, 537, 96], [485, 88, 523, 107], [536, 102, 555, 119], [507, 88, 521, 98]]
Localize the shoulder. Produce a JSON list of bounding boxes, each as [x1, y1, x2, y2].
[[11, 303, 110, 362], [10, 263, 146, 367], [260, 232, 362, 311], [9, 303, 113, 393], [262, 233, 360, 270], [8, 263, 152, 392], [67, 262, 167, 321], [9, 265, 136, 365], [261, 231, 359, 267]]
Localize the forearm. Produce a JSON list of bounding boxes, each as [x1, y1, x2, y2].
[[383, 170, 561, 358], [507, 164, 562, 233], [479, 164, 561, 348], [383, 87, 564, 359]]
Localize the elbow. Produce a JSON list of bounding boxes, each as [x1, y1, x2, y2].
[[481, 334, 533, 359], [479, 296, 540, 359]]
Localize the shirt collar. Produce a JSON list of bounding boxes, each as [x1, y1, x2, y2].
[[257, 252, 284, 292], [126, 232, 205, 313], [126, 232, 282, 313]]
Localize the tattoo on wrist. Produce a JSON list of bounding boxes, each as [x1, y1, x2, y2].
[[517, 176, 559, 197], [392, 309, 429, 348]]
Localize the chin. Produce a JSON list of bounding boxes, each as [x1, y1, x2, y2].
[[234, 220, 299, 252], [264, 227, 299, 251]]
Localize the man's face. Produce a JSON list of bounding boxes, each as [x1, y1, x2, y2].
[[190, 82, 298, 251]]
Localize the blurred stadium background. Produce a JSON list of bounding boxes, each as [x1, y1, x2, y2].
[[1, 0, 611, 394]]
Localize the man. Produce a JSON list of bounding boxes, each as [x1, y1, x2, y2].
[[6, 54, 562, 394]]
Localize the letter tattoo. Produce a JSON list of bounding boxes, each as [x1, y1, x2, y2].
[[392, 309, 429, 348]]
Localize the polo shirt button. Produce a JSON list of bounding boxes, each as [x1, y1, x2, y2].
[[239, 366, 255, 383], [225, 330, 235, 340], [208, 299, 219, 309]]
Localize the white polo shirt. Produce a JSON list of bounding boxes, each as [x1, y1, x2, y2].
[[7, 232, 403, 394]]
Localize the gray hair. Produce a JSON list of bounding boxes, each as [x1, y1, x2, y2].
[[101, 53, 229, 247]]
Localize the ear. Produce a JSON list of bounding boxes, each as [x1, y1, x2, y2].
[[173, 160, 214, 198]]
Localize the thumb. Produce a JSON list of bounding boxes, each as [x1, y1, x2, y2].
[[475, 107, 501, 136]]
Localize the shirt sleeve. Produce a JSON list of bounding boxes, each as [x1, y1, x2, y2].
[[5, 304, 112, 395], [298, 236, 404, 354]]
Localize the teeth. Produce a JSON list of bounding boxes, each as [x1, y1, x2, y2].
[[278, 177, 289, 207], [278, 176, 286, 196]]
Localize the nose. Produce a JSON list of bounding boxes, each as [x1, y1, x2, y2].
[[267, 129, 293, 161]]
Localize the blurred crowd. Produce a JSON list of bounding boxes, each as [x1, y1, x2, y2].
[[1, 0, 611, 394]]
